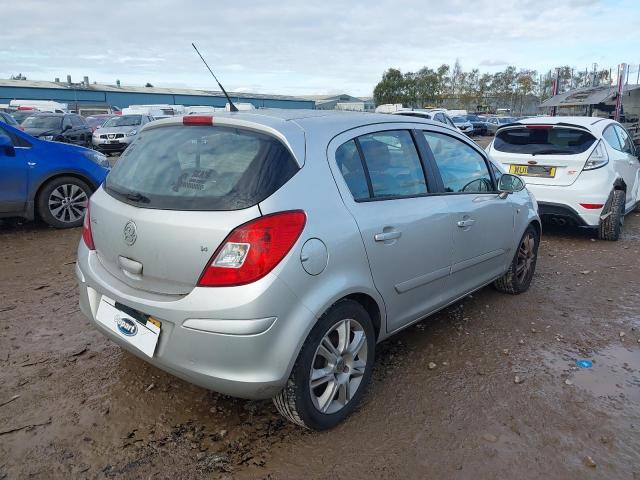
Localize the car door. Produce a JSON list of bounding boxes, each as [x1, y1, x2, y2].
[[75, 115, 91, 145], [0, 126, 30, 214], [328, 126, 454, 333], [421, 129, 515, 298], [614, 124, 640, 208]]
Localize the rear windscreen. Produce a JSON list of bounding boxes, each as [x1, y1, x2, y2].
[[105, 125, 299, 210], [494, 127, 596, 155]]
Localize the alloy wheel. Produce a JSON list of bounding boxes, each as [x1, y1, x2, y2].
[[309, 318, 368, 414], [516, 232, 536, 283], [48, 184, 88, 224]]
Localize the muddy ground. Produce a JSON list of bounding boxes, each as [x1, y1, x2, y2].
[[2, 145, 640, 479]]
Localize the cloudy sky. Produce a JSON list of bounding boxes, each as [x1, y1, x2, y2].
[[1, 0, 639, 97]]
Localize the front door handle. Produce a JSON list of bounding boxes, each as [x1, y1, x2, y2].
[[457, 219, 476, 228], [374, 231, 402, 242]]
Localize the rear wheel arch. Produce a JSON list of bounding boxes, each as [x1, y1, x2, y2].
[[613, 178, 627, 192], [342, 292, 382, 341], [529, 219, 542, 238]]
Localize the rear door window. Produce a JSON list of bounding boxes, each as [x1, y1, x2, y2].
[[358, 130, 427, 198], [105, 125, 299, 210], [423, 131, 494, 193], [493, 127, 596, 155]]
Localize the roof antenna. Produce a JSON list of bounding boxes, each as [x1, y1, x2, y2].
[[191, 42, 238, 112]]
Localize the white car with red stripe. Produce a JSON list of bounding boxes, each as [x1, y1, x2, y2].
[[486, 116, 640, 240]]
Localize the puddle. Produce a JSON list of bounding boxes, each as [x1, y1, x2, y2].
[[545, 345, 640, 402]]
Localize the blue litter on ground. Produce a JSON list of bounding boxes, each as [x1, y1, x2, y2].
[[576, 360, 593, 368]]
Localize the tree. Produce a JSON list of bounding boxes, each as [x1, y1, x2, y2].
[[373, 68, 405, 105]]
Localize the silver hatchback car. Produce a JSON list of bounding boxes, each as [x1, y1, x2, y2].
[[76, 110, 540, 430]]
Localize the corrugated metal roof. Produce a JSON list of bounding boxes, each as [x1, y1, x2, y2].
[[0, 78, 309, 101], [540, 84, 640, 108]]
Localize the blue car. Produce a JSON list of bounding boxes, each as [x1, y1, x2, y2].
[[0, 121, 110, 228]]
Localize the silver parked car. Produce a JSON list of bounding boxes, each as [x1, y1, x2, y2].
[[451, 115, 474, 135], [92, 114, 154, 155], [76, 110, 540, 430]]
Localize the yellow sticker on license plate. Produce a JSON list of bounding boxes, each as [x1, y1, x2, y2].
[[509, 164, 556, 178]]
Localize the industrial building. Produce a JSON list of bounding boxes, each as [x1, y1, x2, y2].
[[0, 77, 315, 111], [302, 93, 375, 111], [540, 84, 640, 122]]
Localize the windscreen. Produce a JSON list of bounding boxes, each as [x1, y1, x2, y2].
[[452, 116, 466, 123], [105, 125, 299, 210], [103, 115, 142, 127], [23, 116, 62, 129], [494, 127, 597, 155]]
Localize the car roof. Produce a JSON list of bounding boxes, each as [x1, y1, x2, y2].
[[146, 109, 456, 167]]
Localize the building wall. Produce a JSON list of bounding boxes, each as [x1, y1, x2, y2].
[[0, 86, 314, 110]]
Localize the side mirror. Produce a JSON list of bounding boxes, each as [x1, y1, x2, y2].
[[498, 173, 525, 197], [0, 134, 15, 157], [63, 124, 72, 131]]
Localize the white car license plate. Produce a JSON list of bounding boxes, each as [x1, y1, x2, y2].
[[96, 296, 160, 358], [108, 140, 120, 144]]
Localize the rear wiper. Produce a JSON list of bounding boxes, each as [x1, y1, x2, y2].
[[124, 191, 150, 203], [532, 149, 569, 155]]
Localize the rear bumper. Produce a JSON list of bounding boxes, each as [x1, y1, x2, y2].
[[520, 168, 619, 228], [537, 202, 590, 227], [75, 244, 317, 400]]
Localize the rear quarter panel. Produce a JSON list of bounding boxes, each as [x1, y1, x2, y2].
[[258, 127, 385, 347]]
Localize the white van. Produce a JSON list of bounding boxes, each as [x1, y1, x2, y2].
[[374, 103, 404, 114], [9, 100, 68, 113], [185, 105, 225, 114], [126, 104, 186, 118]]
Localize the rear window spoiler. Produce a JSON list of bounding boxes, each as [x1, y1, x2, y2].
[[496, 122, 591, 134]]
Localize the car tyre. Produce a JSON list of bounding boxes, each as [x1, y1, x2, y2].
[[494, 224, 539, 294], [273, 299, 375, 430], [598, 189, 625, 241], [37, 176, 92, 229]]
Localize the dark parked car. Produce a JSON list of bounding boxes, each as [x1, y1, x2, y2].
[[10, 109, 37, 124], [465, 114, 488, 136], [22, 113, 92, 147], [0, 121, 109, 228]]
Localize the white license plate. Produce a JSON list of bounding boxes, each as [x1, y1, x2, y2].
[[108, 140, 120, 144], [96, 296, 160, 358]]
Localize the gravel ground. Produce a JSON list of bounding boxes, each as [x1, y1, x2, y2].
[[1, 137, 639, 479]]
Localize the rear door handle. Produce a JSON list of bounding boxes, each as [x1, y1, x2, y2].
[[457, 219, 475, 228], [374, 231, 402, 242]]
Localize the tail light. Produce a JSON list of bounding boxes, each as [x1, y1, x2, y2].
[[580, 203, 604, 210], [82, 203, 95, 250], [198, 211, 306, 287], [583, 140, 609, 170]]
